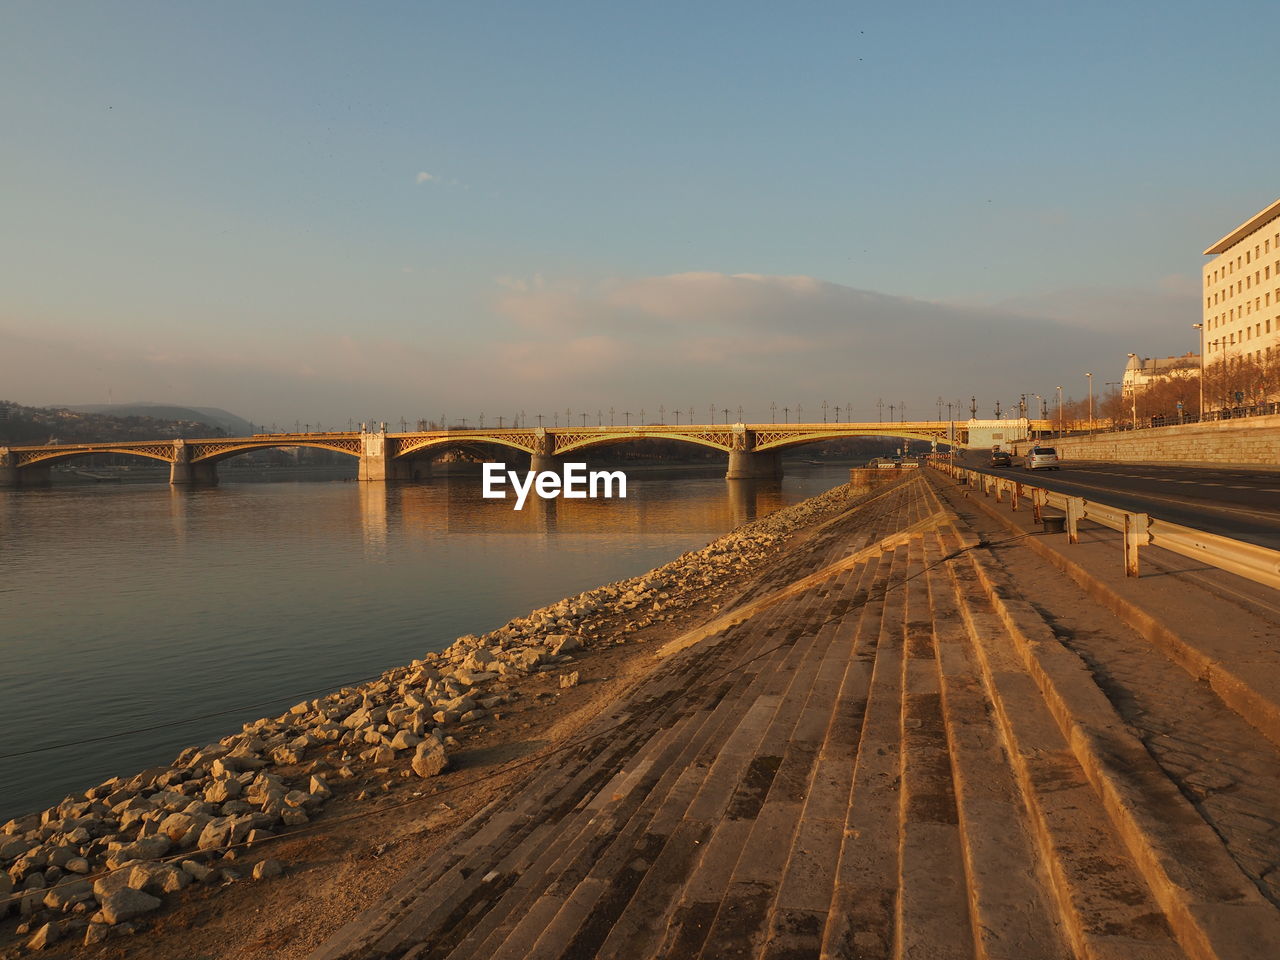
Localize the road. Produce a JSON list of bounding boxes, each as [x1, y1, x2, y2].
[[954, 450, 1280, 550]]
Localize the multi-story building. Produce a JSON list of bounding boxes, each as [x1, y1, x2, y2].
[[1121, 353, 1199, 395], [1202, 198, 1280, 388]]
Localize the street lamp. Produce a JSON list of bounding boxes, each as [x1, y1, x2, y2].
[[1055, 386, 1063, 438], [1085, 373, 1093, 435], [1126, 353, 1139, 428], [1192, 323, 1204, 420]]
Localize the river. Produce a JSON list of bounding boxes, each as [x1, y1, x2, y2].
[[0, 462, 856, 820]]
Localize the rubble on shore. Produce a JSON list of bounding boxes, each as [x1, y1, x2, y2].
[[1, 480, 865, 952]]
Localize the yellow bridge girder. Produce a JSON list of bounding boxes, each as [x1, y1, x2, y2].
[[5, 420, 1004, 469]]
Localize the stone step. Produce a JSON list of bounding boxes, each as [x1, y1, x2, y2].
[[757, 546, 891, 959], [648, 558, 894, 960], [945, 538, 1189, 960], [352, 627, 768, 959], [922, 529, 1071, 960], [894, 534, 975, 960], [685, 568, 871, 960], [452, 594, 815, 960], [819, 542, 913, 959], [956, 529, 1280, 960], [509, 585, 842, 960]]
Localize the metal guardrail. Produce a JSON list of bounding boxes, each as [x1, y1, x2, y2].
[[933, 462, 1280, 589]]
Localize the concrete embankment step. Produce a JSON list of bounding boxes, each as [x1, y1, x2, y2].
[[310, 481, 925, 960], [935, 499, 1280, 959], [311, 472, 1280, 960]]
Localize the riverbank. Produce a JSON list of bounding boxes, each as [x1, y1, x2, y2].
[[0, 478, 882, 957]]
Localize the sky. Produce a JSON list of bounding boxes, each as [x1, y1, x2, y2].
[[3, 0, 1277, 427]]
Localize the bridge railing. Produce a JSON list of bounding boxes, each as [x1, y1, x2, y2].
[[931, 461, 1280, 589]]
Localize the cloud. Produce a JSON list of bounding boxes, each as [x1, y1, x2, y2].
[[415, 171, 434, 184], [2, 270, 1200, 425], [484, 271, 1201, 413]]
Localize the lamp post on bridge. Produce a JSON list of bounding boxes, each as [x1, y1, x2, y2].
[[609, 407, 615, 426], [722, 407, 730, 424], [771, 402, 776, 424], [737, 405, 744, 423], [877, 398, 883, 422], [783, 406, 790, 423], [659, 405, 666, 425], [822, 400, 828, 423], [674, 408, 680, 425], [1056, 386, 1064, 438], [537, 414, 544, 427], [624, 411, 631, 426]]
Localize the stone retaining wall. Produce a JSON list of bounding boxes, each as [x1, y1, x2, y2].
[[1010, 415, 1280, 466]]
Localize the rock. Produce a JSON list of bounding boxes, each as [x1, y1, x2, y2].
[[98, 887, 162, 925], [203, 778, 242, 804], [309, 776, 332, 800], [410, 739, 449, 779], [42, 879, 93, 910], [105, 835, 171, 868], [64, 857, 91, 875], [158, 811, 213, 849], [548, 635, 581, 655], [196, 818, 234, 851], [0, 835, 31, 860], [92, 864, 140, 900], [280, 808, 309, 827], [26, 921, 61, 950], [84, 920, 112, 946], [251, 859, 284, 880], [128, 862, 190, 895], [389, 730, 420, 751], [179, 860, 215, 882], [560, 672, 580, 689]]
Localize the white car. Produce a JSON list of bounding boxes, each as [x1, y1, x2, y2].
[[1024, 446, 1060, 470]]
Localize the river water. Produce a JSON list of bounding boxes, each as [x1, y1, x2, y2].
[[0, 462, 854, 820]]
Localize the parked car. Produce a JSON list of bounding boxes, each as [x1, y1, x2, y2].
[[990, 450, 1012, 467], [1024, 446, 1060, 470]]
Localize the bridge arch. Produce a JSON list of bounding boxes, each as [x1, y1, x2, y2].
[[392, 435, 538, 459], [552, 430, 734, 457], [188, 439, 363, 464], [16, 446, 176, 468], [750, 428, 952, 452]]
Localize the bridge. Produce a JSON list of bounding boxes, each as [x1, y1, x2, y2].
[[0, 420, 1050, 487]]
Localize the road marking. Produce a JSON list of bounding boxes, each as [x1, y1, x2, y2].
[[959, 463, 1280, 527]]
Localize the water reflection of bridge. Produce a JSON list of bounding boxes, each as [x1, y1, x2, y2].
[[357, 474, 790, 545], [2, 421, 1021, 488]]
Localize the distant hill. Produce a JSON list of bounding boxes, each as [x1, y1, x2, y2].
[[0, 400, 234, 445], [67, 403, 254, 436]]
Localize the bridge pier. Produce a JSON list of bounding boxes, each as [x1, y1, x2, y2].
[[169, 441, 218, 486], [358, 430, 432, 481], [170, 461, 219, 486], [726, 449, 781, 480], [0, 454, 50, 488], [0, 450, 16, 488], [529, 430, 557, 473]]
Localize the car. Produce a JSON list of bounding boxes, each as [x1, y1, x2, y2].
[[1024, 446, 1060, 470], [990, 450, 1012, 467]]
